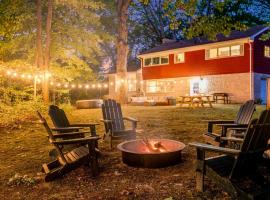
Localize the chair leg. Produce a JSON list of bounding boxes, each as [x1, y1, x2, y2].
[[196, 149, 205, 192], [110, 135, 112, 150], [88, 141, 99, 177]]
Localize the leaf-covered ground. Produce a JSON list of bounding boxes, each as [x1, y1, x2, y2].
[[0, 104, 265, 200]]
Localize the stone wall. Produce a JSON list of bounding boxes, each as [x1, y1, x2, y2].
[[109, 72, 270, 103], [143, 73, 251, 103]]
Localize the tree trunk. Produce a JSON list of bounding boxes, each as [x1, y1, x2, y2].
[[116, 0, 131, 104], [36, 0, 43, 69], [43, 0, 53, 104]]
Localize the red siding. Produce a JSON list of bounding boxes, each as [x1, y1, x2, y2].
[[254, 36, 270, 74], [142, 43, 251, 80]]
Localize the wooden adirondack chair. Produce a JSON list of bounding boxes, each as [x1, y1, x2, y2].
[[190, 109, 270, 199], [37, 111, 100, 182], [204, 100, 255, 146], [101, 99, 138, 149], [49, 105, 99, 136]]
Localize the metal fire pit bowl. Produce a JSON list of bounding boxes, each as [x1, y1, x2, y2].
[[117, 139, 185, 168]]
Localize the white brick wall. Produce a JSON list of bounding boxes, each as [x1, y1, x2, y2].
[[109, 72, 270, 103]]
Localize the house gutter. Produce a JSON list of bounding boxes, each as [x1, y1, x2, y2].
[[248, 39, 254, 100]]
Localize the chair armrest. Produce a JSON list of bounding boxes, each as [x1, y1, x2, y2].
[[189, 142, 241, 155], [100, 119, 112, 124], [216, 124, 248, 128], [228, 127, 247, 132], [220, 137, 244, 143], [52, 136, 100, 145], [52, 131, 90, 138], [69, 123, 99, 127], [202, 120, 235, 124], [51, 127, 83, 131], [231, 133, 245, 138], [123, 117, 138, 122]]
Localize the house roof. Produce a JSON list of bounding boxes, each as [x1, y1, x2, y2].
[[139, 25, 269, 55], [107, 64, 141, 74]]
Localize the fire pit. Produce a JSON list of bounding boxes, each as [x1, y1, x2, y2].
[[117, 139, 185, 168]]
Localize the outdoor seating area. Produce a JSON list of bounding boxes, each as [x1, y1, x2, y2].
[[2, 101, 270, 199], [2, 1, 270, 200]]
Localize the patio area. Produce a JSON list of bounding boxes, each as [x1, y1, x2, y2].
[[0, 104, 265, 200]]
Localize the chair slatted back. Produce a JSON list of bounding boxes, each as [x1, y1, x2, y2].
[[244, 110, 270, 152], [234, 100, 255, 124], [102, 99, 125, 133], [230, 110, 270, 178], [37, 111, 67, 164], [49, 105, 70, 127]]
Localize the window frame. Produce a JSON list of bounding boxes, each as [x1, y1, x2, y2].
[[143, 55, 169, 67], [146, 79, 175, 93], [205, 44, 244, 60], [174, 52, 185, 63], [264, 45, 270, 58]]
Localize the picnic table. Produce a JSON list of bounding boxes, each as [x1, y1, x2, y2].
[[212, 93, 229, 104], [177, 95, 213, 108]]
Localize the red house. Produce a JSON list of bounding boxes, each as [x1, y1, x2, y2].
[[109, 26, 270, 103]]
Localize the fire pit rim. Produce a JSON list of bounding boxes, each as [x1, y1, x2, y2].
[[117, 138, 185, 155]]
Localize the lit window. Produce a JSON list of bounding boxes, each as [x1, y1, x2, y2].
[[231, 45, 241, 56], [175, 53, 185, 63], [209, 48, 218, 58], [144, 58, 151, 66], [161, 56, 169, 64], [218, 47, 230, 57], [152, 57, 160, 65], [144, 55, 169, 67], [206, 44, 243, 59], [265, 46, 270, 58], [127, 73, 136, 92], [146, 80, 175, 93]]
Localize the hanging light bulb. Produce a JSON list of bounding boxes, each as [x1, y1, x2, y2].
[[104, 84, 108, 88], [110, 82, 114, 86], [97, 84, 101, 88], [7, 71, 12, 75], [71, 84, 75, 88], [21, 74, 25, 79], [78, 84, 82, 89], [27, 74, 32, 79], [50, 81, 54, 86], [13, 72, 17, 77], [140, 80, 144, 84], [85, 84, 89, 89], [64, 84, 69, 88], [91, 84, 96, 88], [57, 83, 61, 87]]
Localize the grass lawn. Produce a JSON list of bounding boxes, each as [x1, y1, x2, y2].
[[0, 104, 265, 200]]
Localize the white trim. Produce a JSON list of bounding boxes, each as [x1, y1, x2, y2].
[[250, 26, 270, 40], [143, 55, 169, 67], [264, 45, 270, 58], [205, 44, 244, 60], [138, 38, 250, 58], [174, 52, 185, 63], [249, 40, 254, 100]]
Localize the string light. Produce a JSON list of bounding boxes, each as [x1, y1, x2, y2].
[[2, 69, 153, 90]]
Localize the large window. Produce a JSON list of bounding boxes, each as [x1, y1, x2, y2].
[[206, 44, 243, 59], [265, 46, 270, 58], [146, 80, 175, 93], [127, 73, 137, 92], [144, 56, 169, 67], [175, 52, 185, 63]]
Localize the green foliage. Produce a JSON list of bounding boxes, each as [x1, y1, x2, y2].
[[163, 0, 259, 40]]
